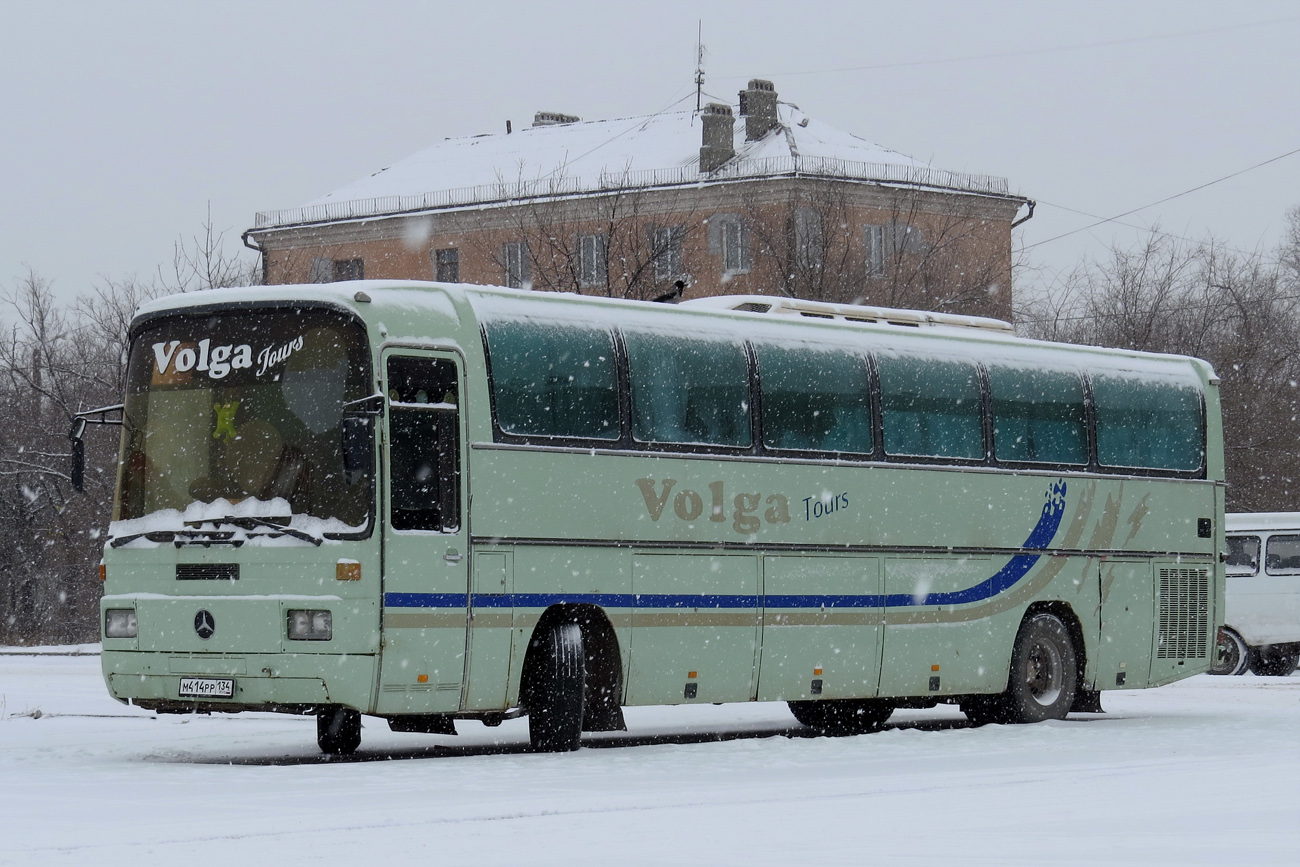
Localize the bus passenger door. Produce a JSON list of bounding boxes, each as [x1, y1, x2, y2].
[[376, 350, 469, 715]]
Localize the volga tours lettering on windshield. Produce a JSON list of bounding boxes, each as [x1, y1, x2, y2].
[[152, 335, 306, 380]]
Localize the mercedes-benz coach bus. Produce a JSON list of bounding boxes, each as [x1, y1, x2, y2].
[[81, 282, 1224, 754]]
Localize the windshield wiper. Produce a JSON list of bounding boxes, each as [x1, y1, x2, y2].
[[186, 516, 324, 546], [109, 529, 239, 548]]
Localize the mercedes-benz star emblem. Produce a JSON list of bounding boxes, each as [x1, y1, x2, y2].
[[194, 610, 215, 640]]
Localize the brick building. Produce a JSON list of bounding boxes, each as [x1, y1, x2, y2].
[[244, 80, 1033, 320]]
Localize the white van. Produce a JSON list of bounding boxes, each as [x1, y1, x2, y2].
[[1213, 513, 1300, 675]]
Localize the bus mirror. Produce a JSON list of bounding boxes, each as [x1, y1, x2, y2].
[[69, 417, 87, 441], [342, 416, 373, 480], [71, 437, 85, 492]]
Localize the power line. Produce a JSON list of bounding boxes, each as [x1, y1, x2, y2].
[[1023, 145, 1300, 250], [721, 16, 1300, 80]]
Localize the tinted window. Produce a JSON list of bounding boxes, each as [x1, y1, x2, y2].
[[1265, 535, 1300, 575], [1227, 535, 1260, 576], [484, 320, 618, 440], [878, 355, 983, 459], [990, 366, 1087, 465], [756, 344, 871, 453], [1093, 374, 1203, 471], [625, 332, 750, 447]]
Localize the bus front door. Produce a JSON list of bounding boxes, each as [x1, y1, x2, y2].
[[375, 350, 469, 715]]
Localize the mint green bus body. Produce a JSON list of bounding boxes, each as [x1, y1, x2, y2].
[[99, 282, 1224, 750]]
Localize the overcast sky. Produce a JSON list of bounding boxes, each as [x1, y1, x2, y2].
[[4, 0, 1299, 304]]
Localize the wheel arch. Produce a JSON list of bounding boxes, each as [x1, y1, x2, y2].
[[517, 603, 626, 732], [1024, 600, 1088, 701]]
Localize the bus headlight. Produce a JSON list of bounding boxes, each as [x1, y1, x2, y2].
[[287, 609, 332, 641], [105, 609, 138, 639]]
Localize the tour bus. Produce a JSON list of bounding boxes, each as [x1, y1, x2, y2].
[[81, 281, 1224, 755], [1213, 513, 1300, 676]]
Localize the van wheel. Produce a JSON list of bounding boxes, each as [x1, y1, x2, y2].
[[1248, 645, 1300, 677], [788, 699, 893, 734], [527, 622, 586, 752], [968, 613, 1078, 725], [1210, 628, 1249, 676], [317, 706, 361, 755]]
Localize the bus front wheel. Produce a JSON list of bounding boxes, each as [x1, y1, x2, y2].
[[527, 622, 586, 752], [788, 699, 894, 735], [317, 706, 361, 755], [964, 612, 1078, 725]]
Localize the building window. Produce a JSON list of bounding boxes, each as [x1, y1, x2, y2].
[[309, 257, 332, 283], [652, 225, 685, 281], [721, 218, 750, 274], [435, 248, 459, 282], [865, 225, 886, 277], [794, 207, 824, 271], [502, 241, 529, 288], [578, 233, 607, 289], [333, 258, 364, 282]]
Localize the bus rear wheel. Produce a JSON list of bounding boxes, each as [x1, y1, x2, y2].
[[1248, 644, 1300, 677], [527, 622, 586, 752], [788, 699, 894, 735], [1209, 627, 1250, 676], [317, 706, 361, 755], [965, 613, 1078, 725]]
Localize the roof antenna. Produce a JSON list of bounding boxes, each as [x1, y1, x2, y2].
[[694, 21, 705, 113]]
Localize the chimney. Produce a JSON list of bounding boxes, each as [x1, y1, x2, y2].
[[699, 102, 735, 173], [739, 79, 778, 141], [533, 111, 581, 127]]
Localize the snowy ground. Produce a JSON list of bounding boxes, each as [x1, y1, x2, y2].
[[1, 649, 1297, 866]]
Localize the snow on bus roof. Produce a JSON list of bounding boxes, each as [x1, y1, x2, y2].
[[128, 281, 1215, 387]]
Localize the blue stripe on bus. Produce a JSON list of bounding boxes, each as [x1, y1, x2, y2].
[[383, 480, 1067, 613]]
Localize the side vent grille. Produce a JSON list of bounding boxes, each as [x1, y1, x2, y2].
[[1157, 566, 1210, 659], [177, 564, 239, 582]]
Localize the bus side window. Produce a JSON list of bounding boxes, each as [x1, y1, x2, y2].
[[387, 356, 460, 533], [988, 365, 1087, 465], [1093, 374, 1204, 472], [624, 331, 751, 448], [483, 319, 619, 441], [877, 355, 983, 460], [755, 342, 872, 454]]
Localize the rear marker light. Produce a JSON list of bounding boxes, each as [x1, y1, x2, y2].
[[336, 561, 361, 581], [105, 609, 137, 639], [286, 609, 332, 641], [98, 564, 106, 582]]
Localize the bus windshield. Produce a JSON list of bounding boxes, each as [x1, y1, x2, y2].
[[114, 306, 373, 534]]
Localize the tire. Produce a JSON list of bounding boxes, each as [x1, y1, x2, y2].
[[788, 699, 894, 735], [1248, 644, 1300, 677], [966, 612, 1078, 725], [1209, 628, 1250, 676], [317, 706, 362, 755], [527, 622, 586, 752]]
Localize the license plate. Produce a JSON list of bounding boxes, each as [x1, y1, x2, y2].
[[179, 677, 235, 699]]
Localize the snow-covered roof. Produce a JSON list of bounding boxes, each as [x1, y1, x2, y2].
[[252, 102, 1016, 231]]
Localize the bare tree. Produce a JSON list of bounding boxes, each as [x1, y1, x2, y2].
[[1018, 229, 1300, 512]]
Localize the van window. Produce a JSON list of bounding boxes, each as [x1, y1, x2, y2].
[[878, 355, 983, 460], [1227, 535, 1261, 576], [625, 332, 751, 447], [756, 344, 872, 454], [1265, 535, 1300, 575]]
